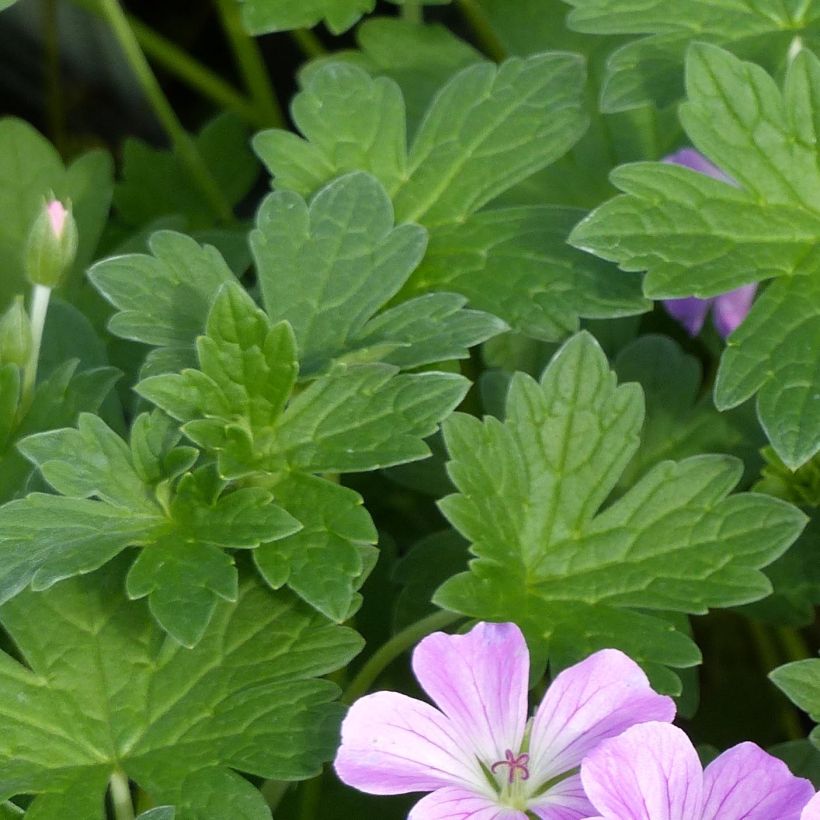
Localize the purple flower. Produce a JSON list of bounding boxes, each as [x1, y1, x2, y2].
[[579, 721, 818, 819], [660, 148, 757, 339], [334, 622, 675, 819]]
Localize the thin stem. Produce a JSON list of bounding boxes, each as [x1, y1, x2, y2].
[[291, 28, 327, 59], [342, 610, 463, 705], [261, 779, 291, 809], [70, 0, 262, 127], [109, 771, 135, 820], [96, 0, 234, 222], [401, 0, 423, 23], [214, 0, 285, 127], [21, 284, 51, 408], [297, 775, 322, 820], [777, 626, 813, 663], [456, 0, 507, 62], [44, 0, 66, 155]]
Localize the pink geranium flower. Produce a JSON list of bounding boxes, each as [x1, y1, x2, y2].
[[334, 622, 675, 819], [661, 148, 757, 338], [580, 722, 818, 820]]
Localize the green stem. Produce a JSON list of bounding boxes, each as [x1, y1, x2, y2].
[[297, 775, 322, 820], [401, 0, 423, 23], [214, 0, 285, 127], [291, 28, 327, 59], [342, 610, 463, 705], [261, 779, 291, 810], [749, 620, 804, 741], [109, 771, 135, 820], [21, 284, 51, 409], [96, 0, 234, 222], [44, 0, 66, 155], [777, 626, 813, 663], [456, 0, 507, 61], [70, 0, 263, 128]]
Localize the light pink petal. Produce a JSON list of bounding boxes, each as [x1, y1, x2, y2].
[[527, 649, 675, 782], [47, 200, 68, 237], [409, 787, 526, 820], [711, 284, 757, 338], [528, 773, 595, 819], [334, 691, 487, 795], [580, 722, 703, 820], [802, 793, 820, 819], [662, 297, 712, 336], [412, 622, 529, 765], [701, 742, 815, 820]]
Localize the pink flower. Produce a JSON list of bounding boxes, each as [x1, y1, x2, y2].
[[580, 722, 817, 819], [334, 622, 675, 819], [660, 148, 757, 338]]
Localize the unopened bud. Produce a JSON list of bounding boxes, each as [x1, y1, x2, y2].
[[0, 296, 32, 367], [24, 198, 78, 288]]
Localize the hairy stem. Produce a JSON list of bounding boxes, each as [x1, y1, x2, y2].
[[96, 0, 234, 222], [214, 0, 285, 127], [457, 0, 507, 61], [109, 771, 135, 820], [342, 609, 463, 705]]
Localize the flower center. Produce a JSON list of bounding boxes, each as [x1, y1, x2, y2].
[[491, 749, 530, 784]]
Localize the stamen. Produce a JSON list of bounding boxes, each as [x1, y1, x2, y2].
[[490, 749, 530, 784]]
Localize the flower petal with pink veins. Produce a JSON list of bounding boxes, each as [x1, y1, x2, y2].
[[701, 741, 815, 820], [580, 722, 702, 820], [528, 773, 595, 819], [412, 622, 529, 765], [334, 691, 488, 795], [409, 787, 527, 820], [526, 649, 675, 783]]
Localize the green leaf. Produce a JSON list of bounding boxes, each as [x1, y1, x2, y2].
[[564, 0, 820, 111], [570, 45, 820, 469], [137, 810, 175, 820], [254, 474, 378, 622], [89, 232, 237, 360], [138, 282, 469, 478], [404, 206, 647, 340], [612, 334, 761, 489], [252, 172, 503, 374], [114, 114, 257, 230], [434, 332, 807, 690], [0, 361, 119, 504], [770, 740, 820, 788], [300, 18, 481, 134], [253, 56, 628, 339], [0, 118, 113, 311], [770, 657, 820, 746], [239, 0, 374, 34], [756, 447, 820, 507], [0, 557, 362, 818], [0, 412, 299, 645]]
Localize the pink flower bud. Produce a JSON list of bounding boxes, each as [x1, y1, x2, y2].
[[24, 197, 78, 289], [46, 200, 68, 239]]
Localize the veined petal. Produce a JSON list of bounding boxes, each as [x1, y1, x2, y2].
[[711, 284, 757, 338], [528, 773, 595, 819], [409, 787, 527, 820], [701, 742, 815, 820], [662, 297, 712, 336], [334, 691, 488, 795], [412, 622, 529, 765], [802, 793, 820, 819], [527, 649, 675, 782], [580, 723, 702, 820]]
